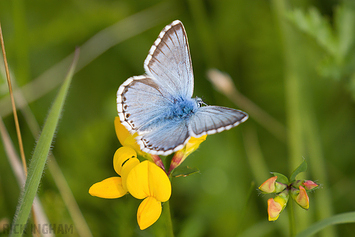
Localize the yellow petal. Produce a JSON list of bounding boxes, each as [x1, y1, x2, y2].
[[121, 157, 140, 191], [115, 117, 132, 146], [114, 117, 141, 152], [89, 177, 127, 199], [185, 135, 207, 154], [127, 161, 171, 201], [113, 147, 137, 175], [169, 135, 207, 172], [137, 197, 162, 230]]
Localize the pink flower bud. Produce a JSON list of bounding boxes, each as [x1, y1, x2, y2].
[[303, 180, 318, 190]]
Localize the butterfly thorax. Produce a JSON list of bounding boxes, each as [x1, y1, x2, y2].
[[168, 97, 198, 120]]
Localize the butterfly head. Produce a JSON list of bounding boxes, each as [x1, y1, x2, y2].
[[194, 97, 207, 107]]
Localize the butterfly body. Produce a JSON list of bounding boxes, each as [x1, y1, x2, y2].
[[117, 20, 248, 155], [169, 97, 198, 119]]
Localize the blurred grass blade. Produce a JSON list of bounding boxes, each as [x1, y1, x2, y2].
[[10, 48, 80, 237], [0, 117, 53, 236], [295, 212, 355, 237]]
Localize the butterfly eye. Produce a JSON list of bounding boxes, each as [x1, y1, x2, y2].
[[195, 97, 205, 107]]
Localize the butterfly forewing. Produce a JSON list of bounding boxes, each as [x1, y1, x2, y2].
[[144, 20, 194, 99], [189, 106, 249, 137], [117, 75, 171, 133]]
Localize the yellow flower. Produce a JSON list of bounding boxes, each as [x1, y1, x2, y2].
[[89, 146, 171, 230], [90, 118, 208, 229]]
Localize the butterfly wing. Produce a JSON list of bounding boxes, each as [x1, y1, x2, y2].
[[137, 119, 190, 156], [117, 20, 249, 155], [188, 106, 249, 137], [144, 20, 194, 99], [117, 75, 171, 133], [117, 75, 191, 155]]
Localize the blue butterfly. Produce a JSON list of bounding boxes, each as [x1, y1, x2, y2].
[[117, 20, 248, 155]]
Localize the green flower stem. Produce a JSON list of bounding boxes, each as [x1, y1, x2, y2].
[[163, 200, 175, 237], [288, 199, 295, 237], [271, 1, 335, 236], [271, 0, 309, 232], [235, 182, 255, 235]]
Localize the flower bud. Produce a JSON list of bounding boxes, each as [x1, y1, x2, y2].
[[267, 191, 289, 221], [259, 176, 278, 193], [291, 186, 309, 210], [303, 180, 318, 190]]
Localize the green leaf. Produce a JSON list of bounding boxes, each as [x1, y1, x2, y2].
[[290, 159, 307, 182], [270, 172, 289, 184], [288, 4, 355, 83], [10, 49, 80, 237], [286, 7, 337, 56], [172, 166, 200, 178], [335, 3, 355, 60], [295, 212, 355, 237]]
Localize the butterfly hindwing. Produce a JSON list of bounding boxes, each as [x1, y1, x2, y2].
[[137, 118, 190, 155], [188, 106, 249, 137], [144, 20, 194, 99]]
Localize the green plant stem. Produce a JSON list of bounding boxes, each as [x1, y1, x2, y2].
[[235, 182, 255, 236], [271, 1, 336, 236], [163, 200, 175, 237], [271, 0, 310, 232], [288, 200, 295, 237]]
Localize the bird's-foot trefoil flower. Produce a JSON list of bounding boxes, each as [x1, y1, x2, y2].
[[89, 118, 172, 230], [89, 146, 171, 230], [89, 117, 207, 230], [258, 160, 318, 221]]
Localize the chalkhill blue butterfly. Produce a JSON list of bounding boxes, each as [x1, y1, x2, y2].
[[117, 20, 248, 155]]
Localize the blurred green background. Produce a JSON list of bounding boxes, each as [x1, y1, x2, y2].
[[1, 0, 355, 236]]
